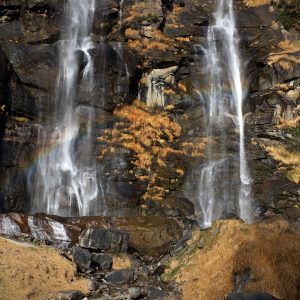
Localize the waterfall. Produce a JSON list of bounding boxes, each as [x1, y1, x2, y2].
[[30, 0, 99, 217], [197, 0, 252, 227]]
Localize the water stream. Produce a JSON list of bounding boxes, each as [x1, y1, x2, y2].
[[196, 0, 252, 227], [30, 0, 99, 217]]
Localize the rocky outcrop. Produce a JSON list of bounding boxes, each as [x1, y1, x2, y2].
[[0, 213, 182, 256]]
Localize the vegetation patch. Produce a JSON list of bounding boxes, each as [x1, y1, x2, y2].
[[163, 219, 300, 300], [267, 40, 300, 71], [266, 145, 300, 183], [98, 100, 206, 201], [0, 237, 89, 300], [243, 0, 270, 7]]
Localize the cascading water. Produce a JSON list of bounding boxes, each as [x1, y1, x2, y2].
[[196, 0, 252, 227], [30, 0, 99, 217]]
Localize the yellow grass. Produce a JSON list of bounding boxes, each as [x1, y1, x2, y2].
[[127, 28, 173, 53], [266, 145, 300, 183], [278, 40, 300, 53], [276, 116, 300, 128], [163, 219, 300, 300], [268, 40, 300, 70], [0, 237, 89, 300], [125, 28, 140, 39], [243, 0, 270, 7], [112, 254, 132, 270]]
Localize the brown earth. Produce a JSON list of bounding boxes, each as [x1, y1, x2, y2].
[[0, 237, 89, 300]]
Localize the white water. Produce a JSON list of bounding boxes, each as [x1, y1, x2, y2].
[[30, 0, 98, 217], [197, 0, 252, 227], [119, 0, 125, 22]]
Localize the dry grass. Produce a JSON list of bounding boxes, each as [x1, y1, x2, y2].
[[278, 40, 300, 52], [163, 219, 300, 300], [112, 254, 132, 270], [0, 237, 89, 300], [243, 0, 270, 7], [175, 36, 191, 43], [268, 40, 300, 70], [123, 2, 147, 23], [165, 4, 184, 29], [127, 28, 173, 53], [268, 53, 300, 70], [266, 145, 300, 183], [181, 138, 208, 158], [125, 28, 140, 40], [276, 116, 300, 128]]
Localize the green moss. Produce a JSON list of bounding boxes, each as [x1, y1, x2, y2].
[[286, 169, 299, 183], [278, 9, 295, 29], [288, 127, 300, 137], [163, 264, 183, 282]]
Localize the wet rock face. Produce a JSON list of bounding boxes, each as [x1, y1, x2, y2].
[[0, 213, 182, 256], [0, 0, 299, 224]]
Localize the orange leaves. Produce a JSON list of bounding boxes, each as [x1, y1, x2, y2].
[[98, 100, 182, 173]]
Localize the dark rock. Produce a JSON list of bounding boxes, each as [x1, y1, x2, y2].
[[128, 287, 141, 299], [161, 197, 194, 219], [104, 269, 134, 284], [72, 246, 91, 271], [152, 264, 166, 276], [90, 253, 113, 270], [173, 229, 193, 253], [148, 287, 170, 299], [47, 290, 85, 300], [225, 292, 279, 300], [79, 228, 129, 253]]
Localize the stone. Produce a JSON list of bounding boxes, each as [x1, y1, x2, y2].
[[148, 287, 170, 299], [87, 280, 98, 292], [104, 269, 134, 284], [46, 290, 85, 300], [90, 253, 113, 270], [128, 287, 141, 299], [79, 229, 129, 253], [225, 292, 279, 300], [47, 290, 85, 300], [173, 229, 193, 253], [72, 246, 91, 271]]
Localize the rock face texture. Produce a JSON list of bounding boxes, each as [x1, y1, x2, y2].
[[0, 0, 299, 225]]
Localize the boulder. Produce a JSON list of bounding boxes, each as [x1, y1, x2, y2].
[[90, 253, 113, 270], [79, 228, 129, 253], [104, 269, 134, 284], [47, 290, 85, 300], [72, 246, 91, 271]]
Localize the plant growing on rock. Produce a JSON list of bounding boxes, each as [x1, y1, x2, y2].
[[97, 100, 206, 202]]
